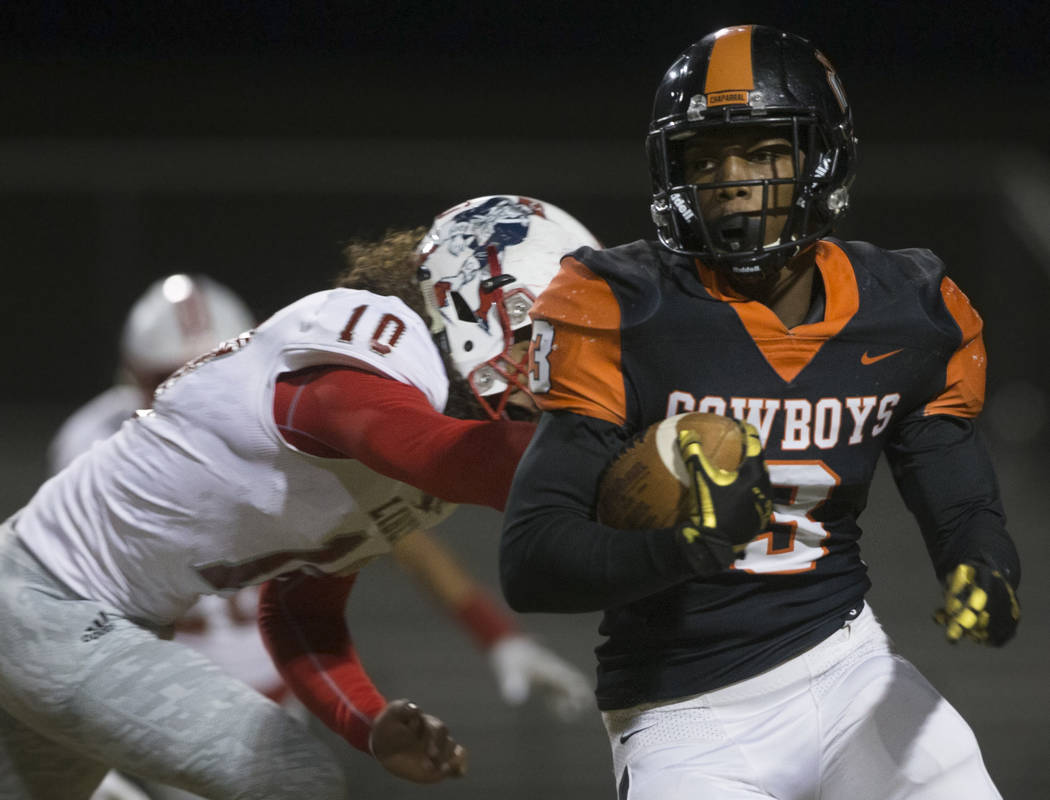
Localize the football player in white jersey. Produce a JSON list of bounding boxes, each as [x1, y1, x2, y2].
[[0, 195, 599, 800], [55, 270, 592, 800], [57, 264, 592, 800]]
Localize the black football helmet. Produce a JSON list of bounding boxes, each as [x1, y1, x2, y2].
[[647, 25, 857, 275]]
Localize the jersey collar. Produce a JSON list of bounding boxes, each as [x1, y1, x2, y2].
[[694, 240, 860, 383]]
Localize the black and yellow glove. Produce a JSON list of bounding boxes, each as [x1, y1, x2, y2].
[[934, 562, 1020, 646], [674, 422, 773, 576]]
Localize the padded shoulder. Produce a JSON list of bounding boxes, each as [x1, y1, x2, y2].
[[272, 288, 450, 412], [833, 239, 947, 294], [571, 240, 688, 328]]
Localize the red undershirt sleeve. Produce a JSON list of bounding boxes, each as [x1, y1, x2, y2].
[[273, 365, 535, 510], [258, 572, 384, 754]]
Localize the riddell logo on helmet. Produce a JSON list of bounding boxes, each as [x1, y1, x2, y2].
[[670, 193, 696, 221], [707, 90, 749, 107]]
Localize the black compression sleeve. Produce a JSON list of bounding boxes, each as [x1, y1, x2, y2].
[[884, 413, 1020, 587], [499, 410, 700, 613]]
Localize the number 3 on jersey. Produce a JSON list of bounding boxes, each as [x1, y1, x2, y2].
[[529, 319, 555, 392], [734, 461, 837, 574]]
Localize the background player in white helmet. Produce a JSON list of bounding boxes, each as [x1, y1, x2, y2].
[[1, 195, 597, 800], [49, 274, 256, 474]]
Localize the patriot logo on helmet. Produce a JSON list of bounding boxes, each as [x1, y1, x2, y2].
[[421, 196, 542, 333], [416, 195, 599, 419]]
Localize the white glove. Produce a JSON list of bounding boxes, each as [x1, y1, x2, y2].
[[488, 634, 593, 722]]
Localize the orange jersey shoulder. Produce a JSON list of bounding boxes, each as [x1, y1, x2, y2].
[[528, 257, 627, 425], [923, 276, 985, 418]]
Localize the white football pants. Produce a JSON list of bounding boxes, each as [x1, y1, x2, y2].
[[602, 604, 1001, 800]]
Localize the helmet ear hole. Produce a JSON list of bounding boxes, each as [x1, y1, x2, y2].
[[449, 291, 476, 323]]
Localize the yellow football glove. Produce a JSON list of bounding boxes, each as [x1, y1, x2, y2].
[[934, 562, 1020, 646], [675, 422, 772, 574]]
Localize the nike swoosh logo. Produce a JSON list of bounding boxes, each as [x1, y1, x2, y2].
[[860, 348, 903, 365], [619, 724, 655, 744]]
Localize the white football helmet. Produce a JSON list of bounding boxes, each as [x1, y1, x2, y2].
[[120, 273, 255, 390], [416, 195, 599, 419]]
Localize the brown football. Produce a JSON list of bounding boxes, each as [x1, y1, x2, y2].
[[596, 412, 745, 529]]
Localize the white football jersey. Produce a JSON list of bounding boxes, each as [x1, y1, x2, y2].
[[47, 384, 146, 475], [17, 289, 457, 623]]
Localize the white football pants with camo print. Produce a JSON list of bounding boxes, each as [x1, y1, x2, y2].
[[0, 517, 349, 800]]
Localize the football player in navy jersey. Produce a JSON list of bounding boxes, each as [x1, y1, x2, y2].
[[501, 25, 1020, 800]]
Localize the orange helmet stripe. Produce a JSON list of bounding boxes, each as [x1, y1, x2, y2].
[[704, 25, 755, 95]]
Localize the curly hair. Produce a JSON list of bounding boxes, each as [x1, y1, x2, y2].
[[335, 227, 430, 322], [334, 227, 487, 420]]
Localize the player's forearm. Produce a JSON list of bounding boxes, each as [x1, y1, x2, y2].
[[887, 413, 1020, 585], [257, 572, 385, 753], [501, 511, 696, 612], [500, 410, 697, 613], [353, 405, 533, 510], [393, 529, 519, 648], [392, 529, 476, 607]]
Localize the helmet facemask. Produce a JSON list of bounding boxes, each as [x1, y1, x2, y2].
[[649, 116, 845, 279], [421, 266, 541, 422], [458, 280, 540, 421]]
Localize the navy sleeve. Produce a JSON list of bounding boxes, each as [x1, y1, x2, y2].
[[884, 413, 1020, 588], [499, 410, 701, 613]]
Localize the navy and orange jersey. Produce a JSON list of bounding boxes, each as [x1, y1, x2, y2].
[[501, 238, 1018, 710]]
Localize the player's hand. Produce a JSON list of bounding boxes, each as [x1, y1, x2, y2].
[[934, 562, 1020, 646], [488, 634, 593, 722], [675, 423, 772, 573], [370, 699, 467, 783]]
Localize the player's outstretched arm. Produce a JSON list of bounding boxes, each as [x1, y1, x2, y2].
[[884, 413, 1021, 646], [275, 366, 534, 511], [370, 699, 467, 783], [392, 530, 593, 721]]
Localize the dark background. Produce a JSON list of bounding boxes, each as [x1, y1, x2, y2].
[[1, 2, 1048, 798]]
